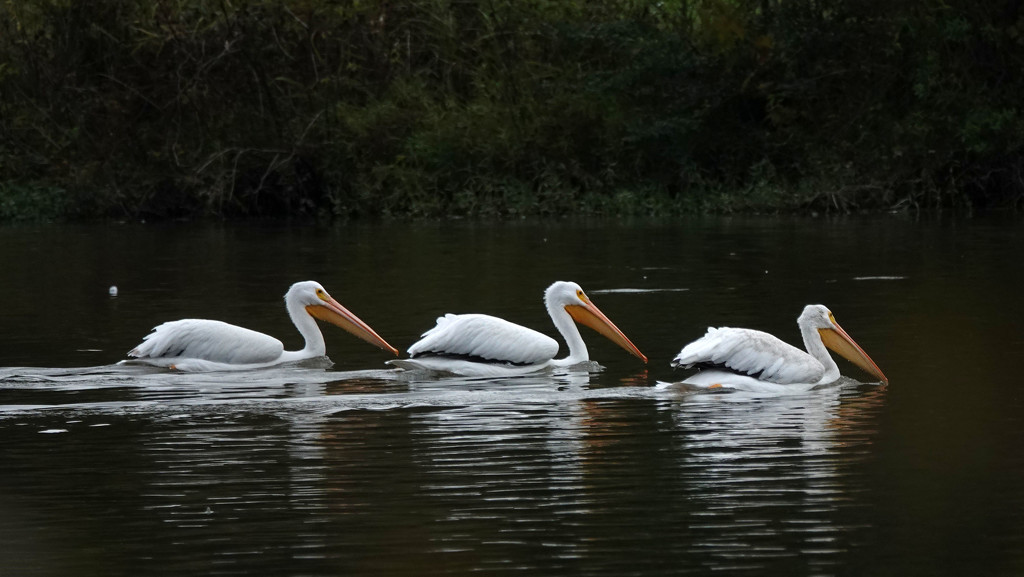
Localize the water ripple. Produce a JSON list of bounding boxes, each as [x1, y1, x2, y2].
[[0, 362, 888, 576]]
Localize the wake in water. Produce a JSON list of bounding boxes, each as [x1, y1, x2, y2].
[[0, 359, 884, 423]]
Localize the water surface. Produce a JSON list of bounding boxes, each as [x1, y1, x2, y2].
[[1, 216, 1022, 576]]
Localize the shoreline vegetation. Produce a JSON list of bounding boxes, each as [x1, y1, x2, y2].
[[2, 0, 1023, 222]]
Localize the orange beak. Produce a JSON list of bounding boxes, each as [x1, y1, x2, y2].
[[565, 301, 647, 363], [307, 295, 399, 356], [819, 320, 887, 384]]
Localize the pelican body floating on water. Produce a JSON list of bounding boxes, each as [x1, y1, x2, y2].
[[126, 281, 398, 371], [668, 304, 887, 391], [389, 281, 647, 376]]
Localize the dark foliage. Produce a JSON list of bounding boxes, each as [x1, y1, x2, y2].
[[1, 0, 1022, 220]]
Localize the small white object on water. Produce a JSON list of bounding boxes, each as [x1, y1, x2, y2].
[[109, 285, 118, 297]]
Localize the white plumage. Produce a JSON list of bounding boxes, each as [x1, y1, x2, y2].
[[408, 314, 559, 365], [131, 320, 285, 366], [126, 280, 398, 372], [673, 327, 827, 385], [389, 281, 646, 376], [668, 304, 887, 390]]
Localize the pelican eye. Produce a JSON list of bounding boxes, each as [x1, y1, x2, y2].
[[576, 289, 588, 302], [316, 288, 327, 300]]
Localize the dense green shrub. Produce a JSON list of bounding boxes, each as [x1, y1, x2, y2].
[[0, 0, 1021, 221]]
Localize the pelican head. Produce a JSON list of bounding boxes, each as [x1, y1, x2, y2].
[[287, 281, 399, 356], [545, 281, 647, 362], [800, 304, 887, 384]]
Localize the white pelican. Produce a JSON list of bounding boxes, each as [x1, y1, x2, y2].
[[668, 304, 887, 391], [126, 280, 398, 371], [388, 281, 647, 376]]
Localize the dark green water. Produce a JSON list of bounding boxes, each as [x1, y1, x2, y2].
[[1, 216, 1022, 576]]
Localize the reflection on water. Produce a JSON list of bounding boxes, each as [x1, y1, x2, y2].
[[0, 363, 888, 576], [2, 217, 1024, 575], [671, 381, 886, 574]]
